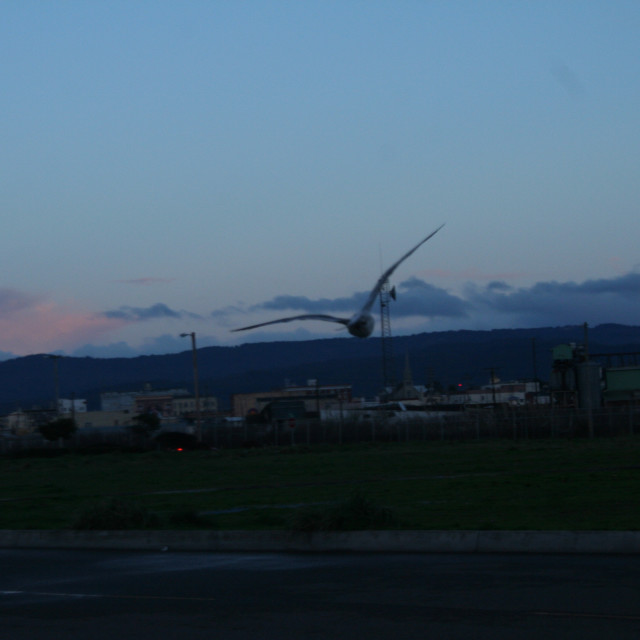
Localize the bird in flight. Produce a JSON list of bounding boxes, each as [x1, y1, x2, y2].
[[232, 224, 445, 339]]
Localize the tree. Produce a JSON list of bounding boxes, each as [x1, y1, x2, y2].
[[130, 412, 161, 437], [39, 417, 77, 442]]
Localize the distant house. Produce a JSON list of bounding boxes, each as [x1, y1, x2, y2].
[[100, 386, 190, 412], [231, 380, 352, 418], [99, 386, 218, 424], [58, 398, 87, 414], [78, 410, 134, 429], [3, 410, 35, 435], [172, 395, 218, 419], [134, 394, 175, 418], [2, 408, 55, 435]]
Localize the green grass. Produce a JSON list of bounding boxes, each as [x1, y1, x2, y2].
[[1, 438, 640, 530]]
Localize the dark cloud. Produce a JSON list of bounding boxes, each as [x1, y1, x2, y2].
[[466, 273, 640, 326], [470, 273, 640, 312], [103, 303, 201, 322], [221, 279, 469, 322], [574, 273, 640, 295], [215, 272, 640, 333], [486, 281, 512, 292], [256, 293, 365, 314], [395, 277, 470, 318]]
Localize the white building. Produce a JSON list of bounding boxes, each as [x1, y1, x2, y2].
[[58, 398, 87, 414], [448, 381, 541, 406]]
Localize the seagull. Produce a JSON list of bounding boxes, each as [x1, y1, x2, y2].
[[232, 224, 445, 339]]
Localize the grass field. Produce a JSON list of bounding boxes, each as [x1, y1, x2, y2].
[[2, 438, 640, 531]]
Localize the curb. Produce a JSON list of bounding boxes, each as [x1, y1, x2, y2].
[[1, 530, 640, 554]]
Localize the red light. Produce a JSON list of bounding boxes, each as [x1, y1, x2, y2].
[[176, 448, 183, 452]]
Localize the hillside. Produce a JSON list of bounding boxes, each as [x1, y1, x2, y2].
[[1, 323, 639, 412]]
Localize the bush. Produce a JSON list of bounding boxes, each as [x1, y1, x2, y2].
[[168, 508, 215, 528], [154, 431, 199, 450], [287, 492, 398, 532], [39, 417, 77, 442], [73, 498, 160, 530], [130, 412, 161, 437]]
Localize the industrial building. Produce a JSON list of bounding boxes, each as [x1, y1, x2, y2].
[[549, 342, 640, 409]]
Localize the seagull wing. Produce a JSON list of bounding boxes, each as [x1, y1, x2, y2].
[[360, 223, 445, 315], [231, 314, 350, 333]]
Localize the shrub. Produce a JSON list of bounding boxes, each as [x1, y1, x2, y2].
[[130, 412, 161, 437], [154, 431, 198, 450], [287, 492, 398, 532], [168, 508, 215, 528], [39, 417, 77, 442]]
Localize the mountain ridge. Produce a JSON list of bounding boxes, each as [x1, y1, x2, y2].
[[2, 323, 639, 412]]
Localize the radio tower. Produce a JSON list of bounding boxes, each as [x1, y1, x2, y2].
[[379, 280, 397, 393]]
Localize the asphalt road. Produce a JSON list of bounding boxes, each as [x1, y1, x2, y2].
[[1, 550, 640, 639]]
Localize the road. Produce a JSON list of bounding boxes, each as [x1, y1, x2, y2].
[[1, 550, 640, 639]]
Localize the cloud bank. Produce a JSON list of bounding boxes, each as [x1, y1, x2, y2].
[[218, 272, 640, 334], [103, 303, 202, 322], [3, 273, 640, 360]]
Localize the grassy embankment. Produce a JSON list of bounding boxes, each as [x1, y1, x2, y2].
[[1, 438, 639, 531]]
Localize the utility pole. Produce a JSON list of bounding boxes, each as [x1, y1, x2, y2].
[[45, 354, 63, 417], [531, 337, 539, 404], [180, 332, 202, 442], [486, 367, 500, 410]]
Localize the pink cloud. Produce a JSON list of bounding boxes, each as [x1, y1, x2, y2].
[[0, 300, 126, 356]]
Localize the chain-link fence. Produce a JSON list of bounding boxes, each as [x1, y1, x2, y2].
[[213, 406, 639, 447], [2, 406, 639, 455]]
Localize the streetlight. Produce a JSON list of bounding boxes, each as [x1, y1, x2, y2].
[[180, 332, 202, 442]]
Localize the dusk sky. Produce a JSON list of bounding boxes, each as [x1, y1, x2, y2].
[[2, 1, 639, 359]]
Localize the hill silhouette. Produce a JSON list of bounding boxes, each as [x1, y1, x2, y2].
[[1, 323, 639, 412]]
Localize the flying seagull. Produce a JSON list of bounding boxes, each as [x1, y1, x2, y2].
[[232, 224, 445, 339]]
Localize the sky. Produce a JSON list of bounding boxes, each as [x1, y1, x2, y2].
[[2, 1, 639, 360]]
